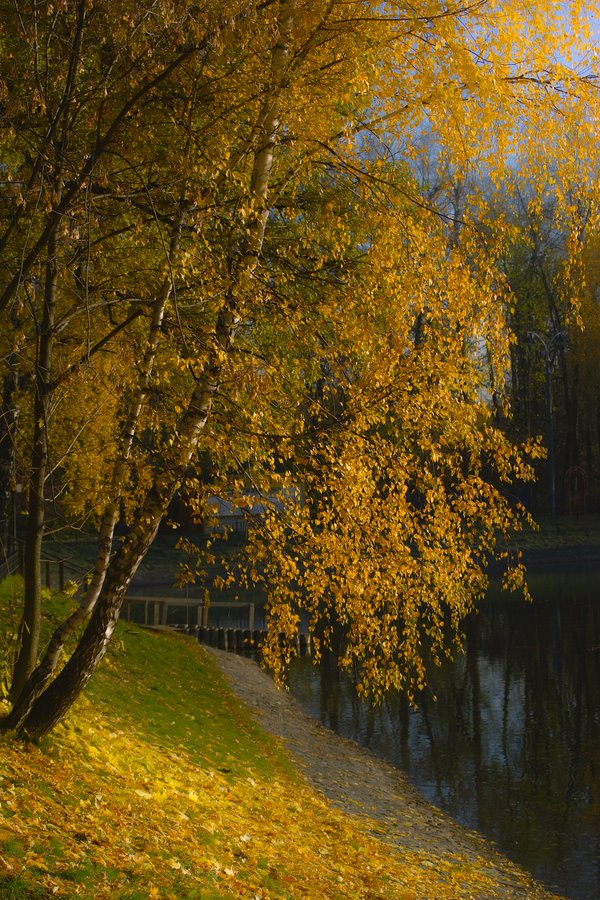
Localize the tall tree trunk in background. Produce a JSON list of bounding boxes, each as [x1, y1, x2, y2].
[[0, 350, 18, 561], [9, 229, 58, 701], [8, 0, 87, 702]]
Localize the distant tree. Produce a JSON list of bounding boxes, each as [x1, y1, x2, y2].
[[494, 178, 599, 513]]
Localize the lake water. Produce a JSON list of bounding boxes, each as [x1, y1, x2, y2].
[[287, 568, 600, 900]]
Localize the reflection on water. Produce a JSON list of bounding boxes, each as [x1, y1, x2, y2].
[[287, 570, 600, 900]]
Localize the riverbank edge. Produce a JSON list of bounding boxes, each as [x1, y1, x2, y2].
[[520, 544, 600, 567], [206, 646, 565, 900]]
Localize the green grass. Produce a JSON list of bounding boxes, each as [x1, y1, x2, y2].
[[0, 578, 405, 898], [0, 874, 50, 898], [0, 576, 562, 899], [90, 621, 297, 783]]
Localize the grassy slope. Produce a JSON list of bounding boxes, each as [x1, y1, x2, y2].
[[0, 577, 555, 899]]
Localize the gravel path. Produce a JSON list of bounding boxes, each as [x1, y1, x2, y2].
[[206, 647, 564, 900]]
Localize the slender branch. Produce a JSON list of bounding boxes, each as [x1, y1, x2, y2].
[[49, 309, 145, 391]]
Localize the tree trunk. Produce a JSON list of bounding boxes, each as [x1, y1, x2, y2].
[[8, 3, 84, 700], [22, 488, 166, 736], [9, 233, 57, 700], [14, 0, 295, 739], [20, 340, 226, 737], [0, 209, 191, 731], [0, 356, 18, 560]]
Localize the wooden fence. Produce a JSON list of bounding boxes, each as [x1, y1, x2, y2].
[[122, 598, 312, 656], [0, 541, 71, 591], [122, 596, 256, 630]]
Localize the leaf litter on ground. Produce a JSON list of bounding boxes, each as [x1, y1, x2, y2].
[[0, 579, 563, 898]]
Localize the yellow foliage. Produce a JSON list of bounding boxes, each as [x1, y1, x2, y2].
[[1, 0, 599, 727]]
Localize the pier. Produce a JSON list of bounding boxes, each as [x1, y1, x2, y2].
[[122, 596, 312, 656], [178, 624, 312, 656]]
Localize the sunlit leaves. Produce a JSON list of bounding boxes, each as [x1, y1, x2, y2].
[[2, 0, 599, 725], [236, 164, 539, 701]]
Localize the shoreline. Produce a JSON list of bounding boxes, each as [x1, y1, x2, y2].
[[521, 545, 600, 568], [206, 646, 564, 900]]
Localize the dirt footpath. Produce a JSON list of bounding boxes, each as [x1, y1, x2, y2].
[[206, 647, 564, 900]]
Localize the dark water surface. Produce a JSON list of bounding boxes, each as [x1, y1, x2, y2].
[[287, 570, 600, 900]]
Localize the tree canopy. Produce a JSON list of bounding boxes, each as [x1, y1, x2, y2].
[[0, 0, 599, 736]]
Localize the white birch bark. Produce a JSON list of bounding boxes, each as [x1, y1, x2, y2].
[[16, 0, 296, 738]]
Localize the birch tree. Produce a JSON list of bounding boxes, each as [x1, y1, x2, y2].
[[0, 0, 598, 736]]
